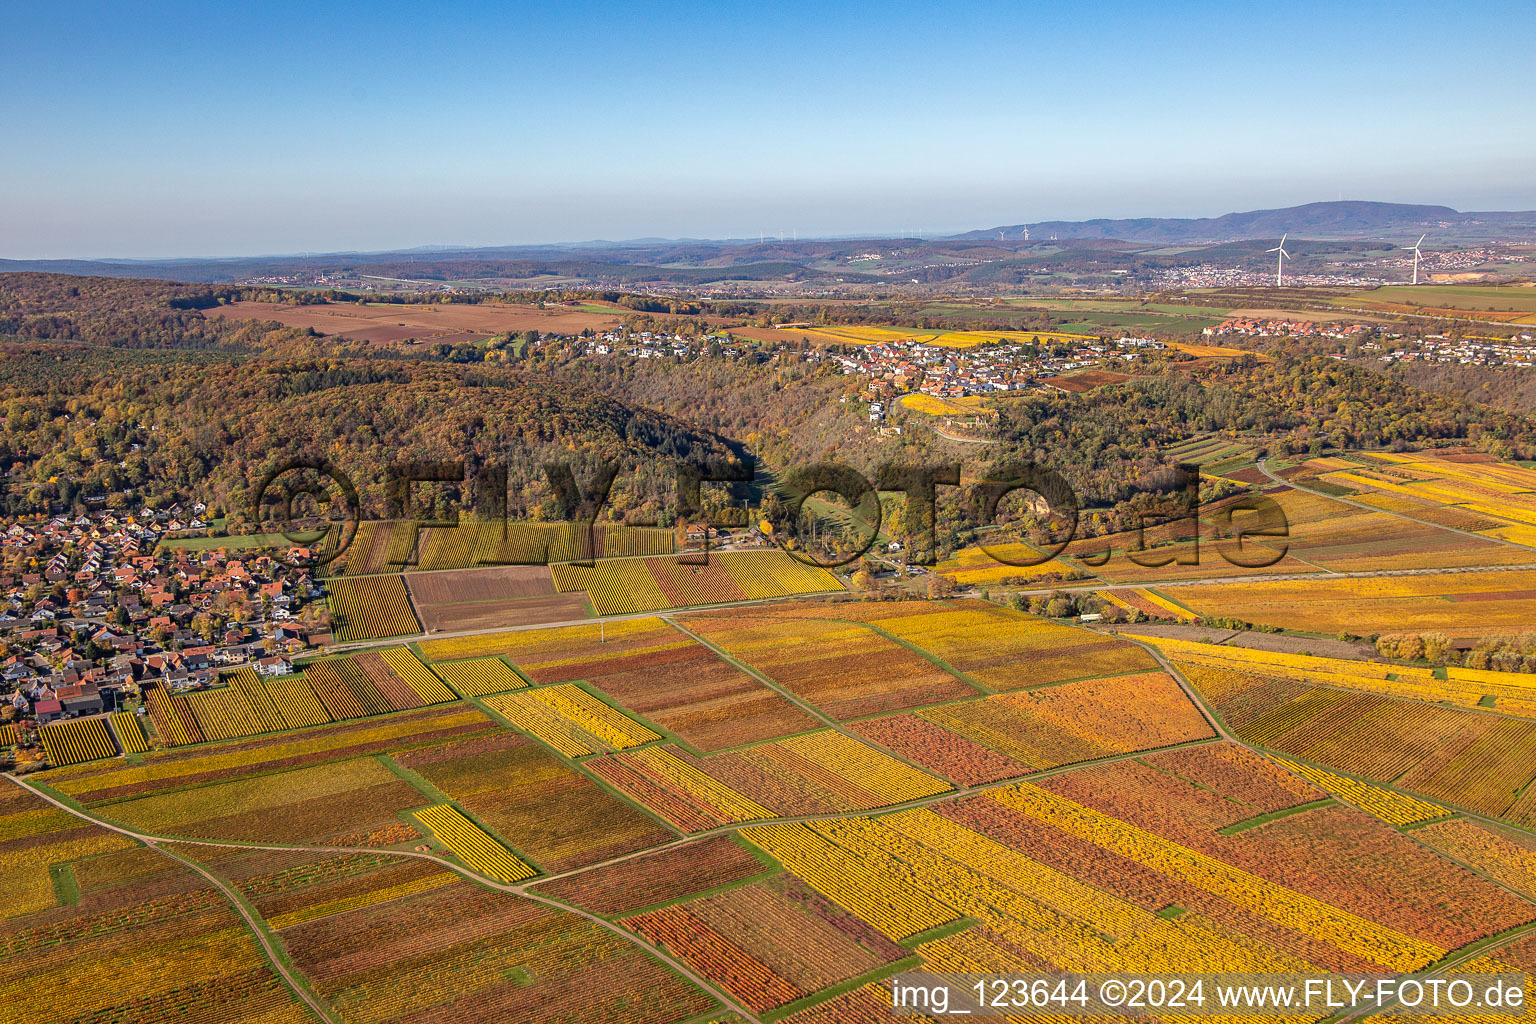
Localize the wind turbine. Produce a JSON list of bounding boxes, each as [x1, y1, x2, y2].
[[1405, 233, 1426, 285], [1266, 233, 1292, 287]]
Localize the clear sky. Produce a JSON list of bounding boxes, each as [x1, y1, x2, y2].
[[4, 0, 1534, 258]]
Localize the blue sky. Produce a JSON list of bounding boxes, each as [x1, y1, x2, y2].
[[4, 0, 1534, 257]]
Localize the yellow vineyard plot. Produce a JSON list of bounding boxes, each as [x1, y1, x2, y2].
[[776, 730, 950, 804], [900, 394, 991, 417], [378, 647, 457, 704], [1270, 757, 1445, 826], [433, 657, 526, 697], [1133, 588, 1197, 621], [1160, 569, 1536, 640], [38, 718, 117, 766], [265, 675, 332, 728], [991, 782, 1443, 972], [628, 748, 773, 822], [412, 804, 536, 882], [741, 821, 959, 941], [531, 684, 659, 749], [806, 810, 1305, 973], [108, 712, 149, 755], [483, 684, 657, 755], [1136, 634, 1536, 715]]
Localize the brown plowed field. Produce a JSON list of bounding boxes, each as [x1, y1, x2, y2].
[[408, 566, 556, 604], [205, 300, 625, 345], [406, 566, 588, 632]]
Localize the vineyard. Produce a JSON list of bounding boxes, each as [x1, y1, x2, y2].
[[588, 731, 950, 831], [484, 683, 661, 756], [412, 803, 537, 882], [1291, 451, 1536, 552], [37, 716, 117, 766], [624, 878, 909, 1012], [1162, 567, 1536, 639], [331, 519, 676, 575], [110, 711, 150, 754], [534, 836, 767, 915], [393, 729, 674, 871], [682, 610, 978, 718], [16, 587, 1536, 1021], [433, 656, 526, 697], [422, 616, 819, 751], [0, 784, 309, 1021], [1139, 634, 1536, 823], [326, 574, 420, 641], [874, 600, 1159, 689], [274, 864, 713, 1024], [931, 541, 1080, 586], [551, 550, 843, 615], [142, 655, 455, 750], [917, 671, 1214, 770]]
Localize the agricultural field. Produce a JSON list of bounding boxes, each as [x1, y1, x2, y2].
[[897, 393, 993, 417], [484, 683, 661, 756], [326, 574, 420, 641], [1248, 483, 1531, 572], [623, 875, 912, 1013], [16, 592, 1536, 1022], [736, 323, 1102, 349], [1140, 635, 1536, 823], [333, 520, 674, 576], [912, 670, 1215, 771], [422, 616, 819, 750], [1331, 284, 1536, 323], [37, 716, 117, 766], [144, 653, 454, 750], [1047, 479, 1525, 584], [407, 564, 590, 632], [392, 729, 675, 871], [1162, 566, 1536, 638], [1282, 449, 1536, 551], [432, 655, 526, 697], [869, 599, 1159, 689], [681, 608, 980, 718], [1039, 368, 1132, 392], [0, 785, 316, 1024], [551, 550, 843, 615], [173, 842, 715, 1024], [533, 836, 769, 915], [930, 540, 1087, 586]]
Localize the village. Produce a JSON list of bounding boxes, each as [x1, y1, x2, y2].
[[1204, 316, 1373, 340], [0, 504, 328, 768], [1365, 330, 1536, 367], [837, 335, 1167, 408]]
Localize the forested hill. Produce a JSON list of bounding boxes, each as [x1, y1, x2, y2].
[[0, 281, 741, 523]]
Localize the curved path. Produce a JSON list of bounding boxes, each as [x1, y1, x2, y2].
[[7, 775, 767, 1024]]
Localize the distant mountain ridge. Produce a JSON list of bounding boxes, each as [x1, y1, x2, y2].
[[955, 201, 1536, 243]]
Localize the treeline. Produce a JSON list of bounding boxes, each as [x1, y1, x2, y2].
[[0, 273, 331, 352], [1376, 631, 1536, 674]]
